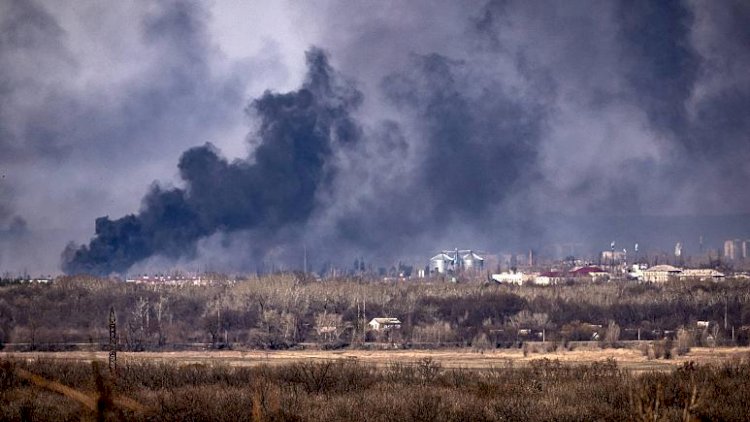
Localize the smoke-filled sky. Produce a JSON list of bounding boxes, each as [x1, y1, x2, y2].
[[1, 0, 749, 275]]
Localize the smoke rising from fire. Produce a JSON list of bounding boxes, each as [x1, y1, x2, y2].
[[62, 49, 362, 275]]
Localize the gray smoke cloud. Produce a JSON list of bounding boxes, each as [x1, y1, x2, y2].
[[1, 0, 748, 275], [294, 0, 750, 263], [63, 48, 362, 275], [0, 0, 285, 274]]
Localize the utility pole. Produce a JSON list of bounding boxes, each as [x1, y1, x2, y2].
[[362, 296, 367, 343], [355, 298, 360, 343], [108, 307, 117, 374], [303, 245, 307, 274], [724, 296, 728, 331]]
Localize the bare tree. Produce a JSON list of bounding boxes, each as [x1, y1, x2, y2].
[[472, 332, 492, 354], [315, 311, 343, 342], [126, 297, 149, 351], [602, 320, 621, 349], [0, 299, 14, 348], [153, 295, 170, 347]]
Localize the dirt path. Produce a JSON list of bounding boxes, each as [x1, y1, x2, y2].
[[3, 347, 749, 372]]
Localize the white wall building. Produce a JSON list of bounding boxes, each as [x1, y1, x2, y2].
[[643, 265, 682, 283], [679, 269, 725, 281], [492, 271, 525, 285]]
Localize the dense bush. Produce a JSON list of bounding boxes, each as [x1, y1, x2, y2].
[[1, 275, 749, 350]]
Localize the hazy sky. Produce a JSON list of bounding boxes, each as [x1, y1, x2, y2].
[[1, 0, 749, 275]]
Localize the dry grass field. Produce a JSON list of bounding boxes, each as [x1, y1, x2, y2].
[[4, 346, 750, 420], [3, 346, 749, 372]]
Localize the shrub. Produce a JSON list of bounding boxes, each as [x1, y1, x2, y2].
[[675, 327, 692, 356], [472, 332, 491, 353], [602, 321, 621, 349]]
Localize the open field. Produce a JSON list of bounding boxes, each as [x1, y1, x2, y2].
[[3, 346, 749, 372]]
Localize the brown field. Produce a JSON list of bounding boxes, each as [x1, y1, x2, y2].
[[4, 346, 750, 421], [3, 346, 749, 372]]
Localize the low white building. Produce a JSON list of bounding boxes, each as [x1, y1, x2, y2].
[[368, 318, 402, 331], [492, 271, 524, 285], [643, 265, 682, 283], [679, 269, 725, 281], [627, 264, 645, 281], [534, 271, 564, 285]]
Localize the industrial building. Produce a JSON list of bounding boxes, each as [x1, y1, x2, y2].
[[429, 249, 485, 274]]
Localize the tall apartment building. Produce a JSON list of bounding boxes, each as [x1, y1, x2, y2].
[[724, 239, 749, 260]]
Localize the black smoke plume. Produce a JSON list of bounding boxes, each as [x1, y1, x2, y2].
[[62, 48, 362, 275], [56, 1, 750, 275]]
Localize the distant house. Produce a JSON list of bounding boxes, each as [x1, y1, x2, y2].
[[317, 326, 338, 335], [368, 318, 402, 331], [643, 265, 682, 283], [570, 266, 608, 281]]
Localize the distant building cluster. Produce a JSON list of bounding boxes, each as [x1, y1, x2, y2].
[[415, 236, 750, 285], [491, 265, 609, 286], [489, 264, 726, 286]]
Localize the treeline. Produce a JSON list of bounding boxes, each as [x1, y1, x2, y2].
[[1, 275, 750, 350], [2, 357, 750, 421]]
